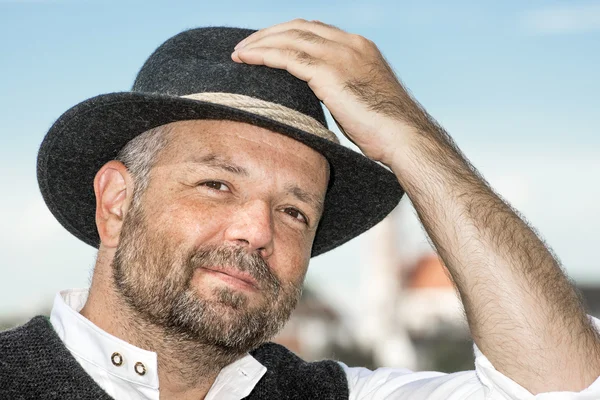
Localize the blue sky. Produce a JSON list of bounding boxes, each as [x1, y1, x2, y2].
[[1, 0, 599, 316]]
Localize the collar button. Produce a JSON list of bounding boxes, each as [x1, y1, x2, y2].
[[111, 352, 123, 367], [134, 361, 147, 376]]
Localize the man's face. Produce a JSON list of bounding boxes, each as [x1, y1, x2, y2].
[[112, 120, 329, 354]]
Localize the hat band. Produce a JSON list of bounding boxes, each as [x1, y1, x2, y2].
[[181, 92, 339, 144]]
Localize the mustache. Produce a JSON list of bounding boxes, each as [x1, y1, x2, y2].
[[188, 246, 280, 293]]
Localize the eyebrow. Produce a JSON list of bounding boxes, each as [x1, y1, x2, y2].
[[186, 153, 249, 176], [286, 184, 325, 216]]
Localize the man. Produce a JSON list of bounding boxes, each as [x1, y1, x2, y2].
[[1, 19, 599, 399]]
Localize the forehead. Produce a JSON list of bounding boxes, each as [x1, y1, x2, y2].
[[156, 119, 329, 181]]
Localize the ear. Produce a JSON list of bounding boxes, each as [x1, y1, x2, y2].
[[93, 160, 135, 248]]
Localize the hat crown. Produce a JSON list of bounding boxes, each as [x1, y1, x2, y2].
[[132, 27, 328, 127]]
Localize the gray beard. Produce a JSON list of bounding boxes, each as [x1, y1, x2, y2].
[[110, 203, 303, 373]]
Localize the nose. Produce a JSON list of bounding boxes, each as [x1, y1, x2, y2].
[[223, 199, 275, 258]]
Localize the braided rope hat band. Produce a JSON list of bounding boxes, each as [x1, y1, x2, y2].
[[182, 92, 340, 144]]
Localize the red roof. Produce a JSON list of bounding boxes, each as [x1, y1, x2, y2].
[[406, 253, 454, 289]]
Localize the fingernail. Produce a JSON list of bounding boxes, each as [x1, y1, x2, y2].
[[235, 40, 247, 50]]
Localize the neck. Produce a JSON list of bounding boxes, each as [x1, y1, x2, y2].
[[80, 257, 243, 400]]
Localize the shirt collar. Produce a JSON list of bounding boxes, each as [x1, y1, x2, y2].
[[50, 288, 267, 397]]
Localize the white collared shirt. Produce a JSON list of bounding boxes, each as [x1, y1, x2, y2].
[[51, 289, 600, 399], [50, 289, 267, 400]]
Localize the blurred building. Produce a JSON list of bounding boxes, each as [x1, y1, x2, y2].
[[273, 286, 348, 361], [358, 204, 471, 372], [271, 285, 376, 367], [355, 202, 600, 373], [399, 253, 467, 340]]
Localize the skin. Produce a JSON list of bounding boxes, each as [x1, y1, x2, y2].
[[231, 19, 600, 393], [81, 120, 329, 400]]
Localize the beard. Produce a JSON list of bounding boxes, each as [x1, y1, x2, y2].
[[111, 201, 303, 356]]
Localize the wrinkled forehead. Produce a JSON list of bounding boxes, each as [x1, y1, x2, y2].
[[156, 120, 330, 179]]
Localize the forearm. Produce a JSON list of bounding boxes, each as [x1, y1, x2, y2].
[[389, 122, 600, 393], [231, 18, 600, 392]]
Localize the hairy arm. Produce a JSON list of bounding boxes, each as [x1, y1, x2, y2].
[[231, 18, 600, 394], [387, 111, 600, 393]]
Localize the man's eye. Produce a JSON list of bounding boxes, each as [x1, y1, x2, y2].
[[200, 181, 230, 192], [284, 207, 308, 225]]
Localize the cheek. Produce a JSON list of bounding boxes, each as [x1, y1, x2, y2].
[[270, 239, 311, 285], [150, 196, 230, 245]]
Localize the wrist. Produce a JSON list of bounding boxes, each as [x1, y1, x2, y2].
[[376, 120, 422, 168], [386, 124, 466, 187], [381, 124, 432, 173]]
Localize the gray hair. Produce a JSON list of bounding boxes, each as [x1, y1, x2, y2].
[[115, 124, 171, 207]]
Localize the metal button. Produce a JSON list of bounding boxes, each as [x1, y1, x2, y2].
[[134, 361, 146, 376], [111, 352, 123, 367]]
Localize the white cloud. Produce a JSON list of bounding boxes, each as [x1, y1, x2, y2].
[[521, 3, 600, 35]]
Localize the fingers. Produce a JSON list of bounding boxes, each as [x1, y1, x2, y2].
[[232, 46, 321, 83], [230, 19, 376, 102], [235, 19, 351, 50], [235, 29, 341, 61]]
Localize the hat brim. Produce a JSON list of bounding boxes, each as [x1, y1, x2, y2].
[[37, 92, 403, 257]]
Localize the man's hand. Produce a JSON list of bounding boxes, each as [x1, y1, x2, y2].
[[233, 19, 600, 394], [232, 18, 431, 167]]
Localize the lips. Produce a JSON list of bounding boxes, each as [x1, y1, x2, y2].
[[200, 266, 260, 290]]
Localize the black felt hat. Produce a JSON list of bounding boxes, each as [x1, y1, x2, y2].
[[37, 26, 404, 257]]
